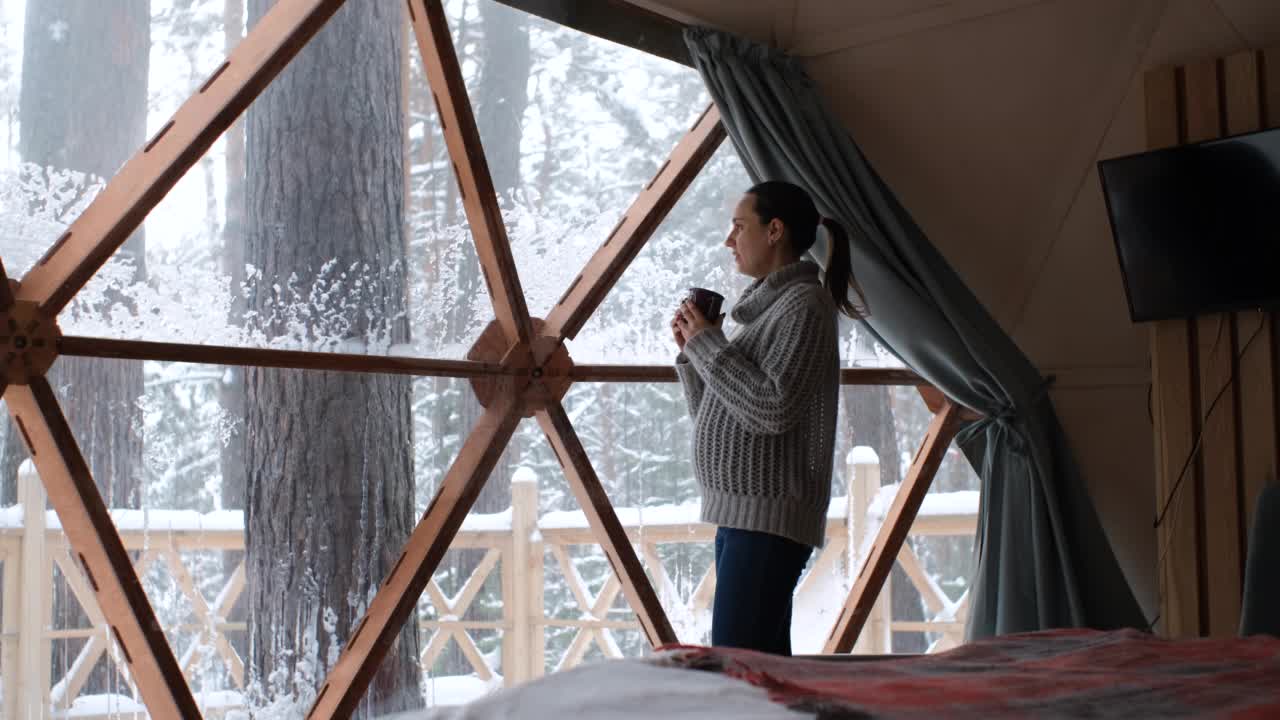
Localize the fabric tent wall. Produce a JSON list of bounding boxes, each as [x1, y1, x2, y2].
[[626, 0, 1280, 624], [683, 25, 1146, 637]]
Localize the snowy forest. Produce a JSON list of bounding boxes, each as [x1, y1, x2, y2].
[[0, 0, 980, 717]]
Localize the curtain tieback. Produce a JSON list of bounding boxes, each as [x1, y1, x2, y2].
[[961, 375, 1055, 451]]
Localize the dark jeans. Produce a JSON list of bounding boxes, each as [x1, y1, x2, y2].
[[712, 526, 813, 655]]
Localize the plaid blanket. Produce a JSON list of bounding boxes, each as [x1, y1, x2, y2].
[[654, 629, 1280, 718]]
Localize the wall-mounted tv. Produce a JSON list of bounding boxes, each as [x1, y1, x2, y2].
[[1098, 126, 1280, 323]]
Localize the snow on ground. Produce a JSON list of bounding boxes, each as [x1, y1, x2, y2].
[[0, 489, 978, 534], [52, 690, 242, 719], [420, 674, 505, 708], [0, 506, 515, 533], [539, 500, 702, 529], [866, 485, 980, 519], [459, 508, 512, 532], [416, 659, 804, 720], [0, 507, 244, 532]]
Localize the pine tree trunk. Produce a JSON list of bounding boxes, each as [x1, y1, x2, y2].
[[841, 386, 900, 487], [218, 0, 250, 666], [242, 2, 420, 713], [2, 0, 150, 507], [220, 0, 247, 514], [4, 0, 151, 693]]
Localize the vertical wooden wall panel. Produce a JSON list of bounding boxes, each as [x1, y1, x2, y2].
[[1223, 51, 1274, 576], [1148, 48, 1280, 638], [1268, 50, 1280, 557], [1145, 65, 1201, 638], [1182, 58, 1242, 637], [1264, 48, 1280, 540], [1264, 48, 1280, 126]]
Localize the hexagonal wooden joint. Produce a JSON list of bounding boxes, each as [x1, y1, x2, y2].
[[1, 282, 61, 384], [467, 318, 573, 418]]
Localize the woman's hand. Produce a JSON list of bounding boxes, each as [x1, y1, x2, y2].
[[670, 309, 687, 351], [675, 299, 722, 343]]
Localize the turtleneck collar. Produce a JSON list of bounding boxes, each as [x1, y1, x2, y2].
[[730, 260, 821, 324]]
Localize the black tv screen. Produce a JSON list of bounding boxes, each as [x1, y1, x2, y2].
[[1098, 126, 1280, 322]]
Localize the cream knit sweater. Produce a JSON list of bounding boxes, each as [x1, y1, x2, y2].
[[675, 260, 840, 548]]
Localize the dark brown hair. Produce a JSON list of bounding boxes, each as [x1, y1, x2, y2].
[[746, 181, 867, 319]]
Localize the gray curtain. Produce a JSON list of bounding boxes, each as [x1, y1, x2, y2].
[[685, 27, 1146, 638]]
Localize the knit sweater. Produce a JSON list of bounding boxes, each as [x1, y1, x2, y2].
[[675, 260, 840, 548]]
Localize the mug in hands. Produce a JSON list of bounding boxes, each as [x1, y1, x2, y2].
[[685, 287, 724, 321]]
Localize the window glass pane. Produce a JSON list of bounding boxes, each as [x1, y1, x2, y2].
[[0, 351, 982, 713], [0, 2, 145, 278], [480, 382, 983, 667], [0, 1, 493, 359], [838, 387, 980, 654], [570, 143, 754, 364], [568, 138, 907, 369], [0, 0, 984, 711], [439, 0, 711, 318], [842, 319, 908, 369], [12, 360, 431, 714]]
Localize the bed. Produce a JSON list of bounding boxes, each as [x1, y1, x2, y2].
[[427, 487, 1280, 718], [424, 628, 1280, 719]]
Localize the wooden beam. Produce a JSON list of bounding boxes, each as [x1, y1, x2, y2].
[[408, 0, 534, 348], [917, 385, 983, 421], [59, 335, 512, 379], [824, 400, 966, 653], [846, 368, 930, 387], [536, 399, 678, 647], [569, 364, 928, 386], [309, 391, 523, 719], [544, 105, 725, 343], [490, 0, 692, 67], [4, 378, 201, 718], [568, 364, 681, 383], [16, 0, 349, 315]]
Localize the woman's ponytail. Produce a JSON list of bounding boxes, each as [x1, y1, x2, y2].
[[819, 217, 867, 319], [747, 181, 868, 319]]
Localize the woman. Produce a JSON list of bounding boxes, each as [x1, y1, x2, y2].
[[672, 180, 865, 655]]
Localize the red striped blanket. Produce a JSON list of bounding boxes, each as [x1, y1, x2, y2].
[[655, 628, 1280, 718]]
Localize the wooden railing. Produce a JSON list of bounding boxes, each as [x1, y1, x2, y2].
[[0, 452, 977, 716]]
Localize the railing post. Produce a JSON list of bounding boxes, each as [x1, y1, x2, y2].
[[527, 478, 545, 680], [17, 460, 51, 719], [508, 468, 542, 685], [2, 518, 18, 719], [847, 447, 890, 654]]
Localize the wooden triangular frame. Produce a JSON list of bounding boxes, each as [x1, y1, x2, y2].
[[0, 0, 978, 716]]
